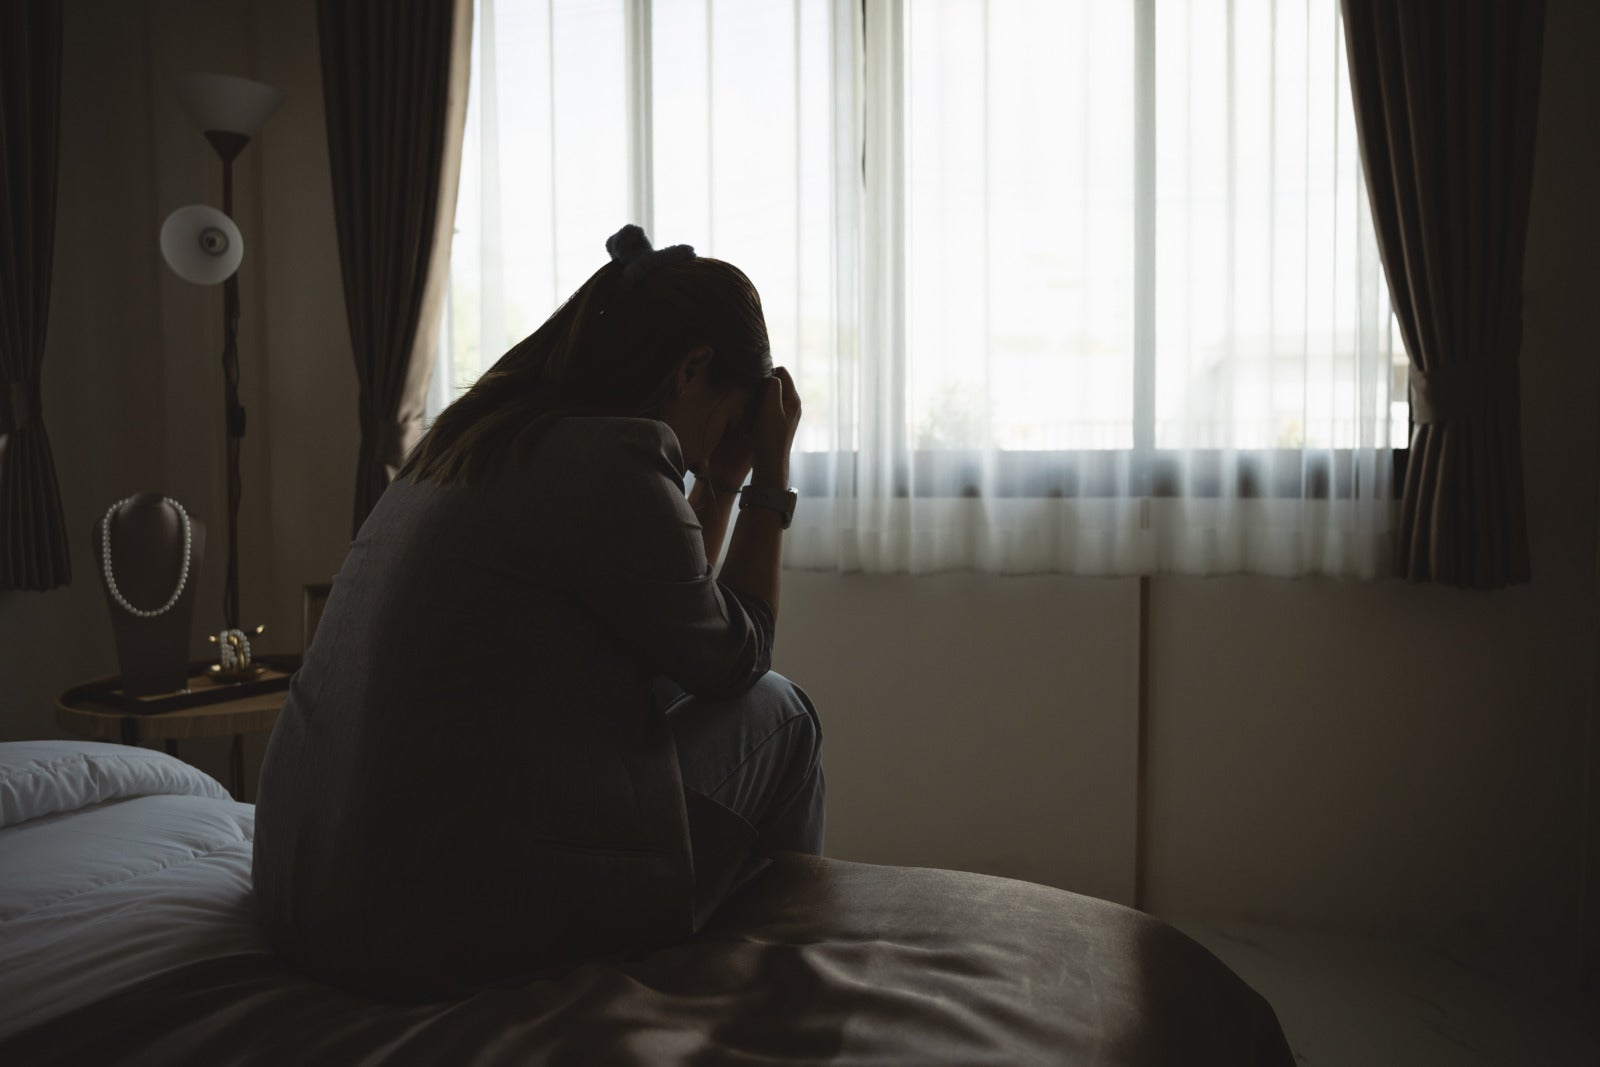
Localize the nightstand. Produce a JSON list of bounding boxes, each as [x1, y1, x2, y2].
[[55, 656, 299, 800]]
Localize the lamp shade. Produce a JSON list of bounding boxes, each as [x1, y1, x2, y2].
[[160, 205, 243, 285], [173, 73, 283, 137]]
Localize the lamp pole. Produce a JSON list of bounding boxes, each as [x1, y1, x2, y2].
[[165, 74, 280, 651], [204, 130, 250, 632]]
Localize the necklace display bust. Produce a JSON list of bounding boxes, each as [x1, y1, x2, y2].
[[92, 491, 207, 696]]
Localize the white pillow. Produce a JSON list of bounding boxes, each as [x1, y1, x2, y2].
[[0, 740, 230, 830]]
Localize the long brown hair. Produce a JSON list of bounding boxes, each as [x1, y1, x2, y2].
[[401, 234, 772, 487]]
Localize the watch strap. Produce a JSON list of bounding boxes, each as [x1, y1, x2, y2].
[[738, 484, 797, 529]]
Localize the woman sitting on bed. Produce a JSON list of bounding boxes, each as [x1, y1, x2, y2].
[[252, 225, 824, 1000]]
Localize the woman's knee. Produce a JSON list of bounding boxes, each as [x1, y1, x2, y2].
[[662, 671, 821, 761], [752, 671, 822, 746]]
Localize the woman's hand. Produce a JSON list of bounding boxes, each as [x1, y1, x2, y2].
[[719, 368, 800, 618], [751, 367, 801, 488], [705, 416, 754, 493]]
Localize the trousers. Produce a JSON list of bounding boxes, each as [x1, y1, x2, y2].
[[653, 671, 826, 856]]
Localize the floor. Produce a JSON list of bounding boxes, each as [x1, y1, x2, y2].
[[1173, 919, 1600, 1066]]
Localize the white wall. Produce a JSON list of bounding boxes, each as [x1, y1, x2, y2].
[[3, 0, 1595, 983], [776, 573, 1141, 906]]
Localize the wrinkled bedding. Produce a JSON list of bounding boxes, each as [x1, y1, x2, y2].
[[0, 742, 1292, 1065]]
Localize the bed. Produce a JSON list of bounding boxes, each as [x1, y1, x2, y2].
[[0, 740, 1293, 1065]]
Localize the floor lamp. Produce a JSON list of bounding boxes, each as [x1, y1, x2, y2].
[[160, 73, 282, 667]]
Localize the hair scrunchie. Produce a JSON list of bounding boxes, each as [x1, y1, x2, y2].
[[606, 224, 695, 288]]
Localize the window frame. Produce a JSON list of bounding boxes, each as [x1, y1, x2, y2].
[[824, 0, 1408, 501], [435, 0, 1410, 500]]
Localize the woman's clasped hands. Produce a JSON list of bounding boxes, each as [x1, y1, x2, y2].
[[707, 366, 802, 493]]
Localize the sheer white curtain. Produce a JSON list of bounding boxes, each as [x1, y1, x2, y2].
[[433, 0, 1401, 578]]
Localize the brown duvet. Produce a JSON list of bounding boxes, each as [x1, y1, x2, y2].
[[5, 852, 1292, 1065]]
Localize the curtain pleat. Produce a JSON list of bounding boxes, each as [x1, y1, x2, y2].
[[0, 0, 69, 592], [1341, 0, 1545, 588], [318, 0, 473, 537]]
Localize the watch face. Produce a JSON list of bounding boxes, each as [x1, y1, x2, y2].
[[739, 486, 797, 528]]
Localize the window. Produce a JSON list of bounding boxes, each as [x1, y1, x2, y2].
[[433, 0, 1402, 575]]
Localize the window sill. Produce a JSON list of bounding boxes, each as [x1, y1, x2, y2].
[[791, 448, 1409, 500]]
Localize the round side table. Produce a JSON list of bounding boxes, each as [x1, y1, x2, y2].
[[56, 665, 295, 801]]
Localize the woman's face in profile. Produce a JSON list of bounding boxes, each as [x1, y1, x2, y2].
[[656, 347, 754, 477]]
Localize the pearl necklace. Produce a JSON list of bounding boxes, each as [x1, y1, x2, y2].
[[101, 496, 192, 618]]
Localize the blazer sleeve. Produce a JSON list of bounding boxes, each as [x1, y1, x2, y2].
[[571, 422, 773, 699]]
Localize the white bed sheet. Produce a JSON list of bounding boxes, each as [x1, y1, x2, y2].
[[0, 791, 261, 1040]]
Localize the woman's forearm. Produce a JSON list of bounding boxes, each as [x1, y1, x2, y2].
[[716, 464, 786, 618], [708, 366, 798, 618], [688, 478, 738, 570], [693, 474, 782, 617], [717, 505, 783, 619]]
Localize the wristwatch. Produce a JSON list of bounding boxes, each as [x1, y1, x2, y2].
[[738, 484, 798, 529]]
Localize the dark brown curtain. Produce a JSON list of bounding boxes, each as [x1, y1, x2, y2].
[[1341, 0, 1546, 588], [318, 0, 471, 537], [0, 0, 69, 591]]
